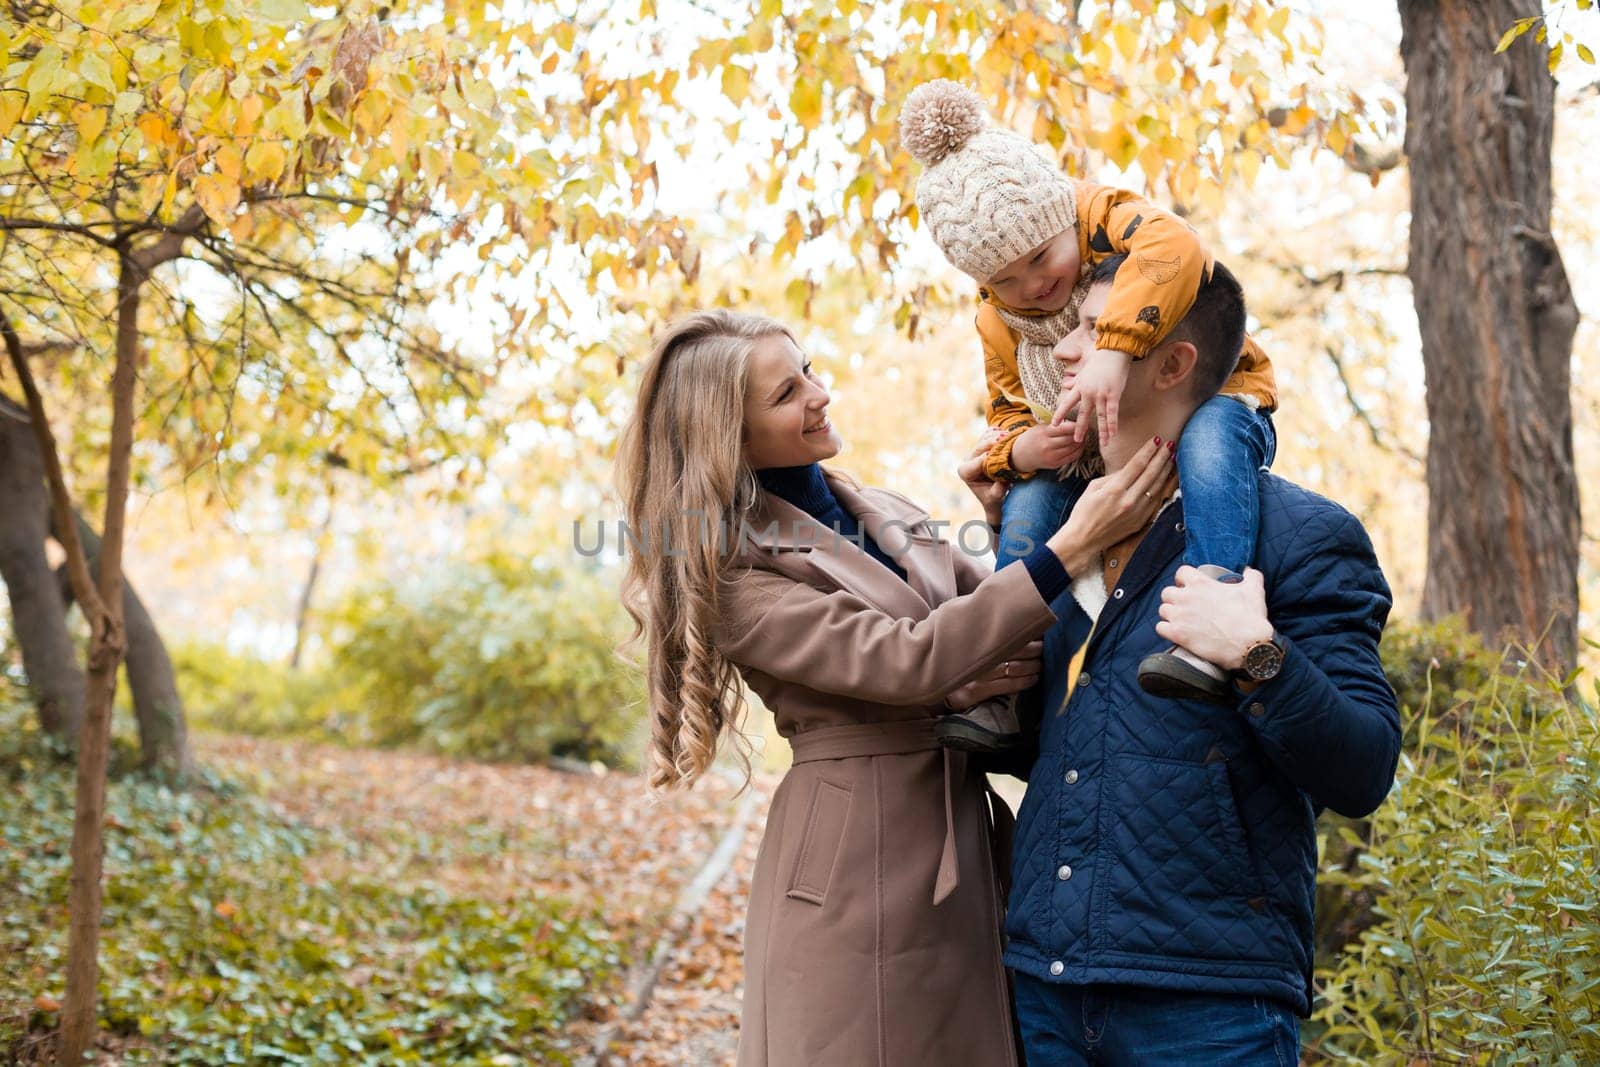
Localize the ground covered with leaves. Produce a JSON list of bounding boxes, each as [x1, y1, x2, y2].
[[2, 721, 757, 1065]]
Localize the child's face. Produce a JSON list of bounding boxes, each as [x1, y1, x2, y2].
[[983, 230, 1081, 312]]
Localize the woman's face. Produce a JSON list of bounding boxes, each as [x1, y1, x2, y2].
[[743, 332, 842, 470]]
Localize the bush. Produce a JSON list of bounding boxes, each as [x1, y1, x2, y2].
[[167, 560, 645, 770], [0, 699, 620, 1065], [1309, 624, 1600, 1064], [172, 641, 330, 739], [313, 559, 645, 768]]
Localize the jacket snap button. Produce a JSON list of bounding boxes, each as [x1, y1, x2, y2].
[[1057, 864, 1073, 881], [1064, 769, 1079, 785], [1249, 701, 1266, 717], [1049, 961, 1065, 976], [1113, 589, 1124, 599], [1078, 672, 1091, 687]]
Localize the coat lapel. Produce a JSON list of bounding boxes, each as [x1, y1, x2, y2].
[[828, 475, 958, 611], [738, 473, 934, 619]]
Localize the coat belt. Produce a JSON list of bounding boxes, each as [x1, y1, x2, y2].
[[788, 719, 1010, 907]]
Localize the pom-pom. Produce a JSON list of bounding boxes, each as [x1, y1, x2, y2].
[[899, 80, 986, 165]]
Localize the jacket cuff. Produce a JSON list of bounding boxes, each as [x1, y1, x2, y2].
[[983, 427, 1035, 482], [1019, 543, 1072, 603], [1231, 635, 1312, 724], [1093, 325, 1156, 360]]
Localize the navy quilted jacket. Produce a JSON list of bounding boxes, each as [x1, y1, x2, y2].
[[1003, 473, 1400, 1015]]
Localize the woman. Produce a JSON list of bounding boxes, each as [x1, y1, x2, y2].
[[615, 309, 1174, 1066]]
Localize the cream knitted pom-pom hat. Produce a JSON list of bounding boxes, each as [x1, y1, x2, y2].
[[900, 80, 1077, 284]]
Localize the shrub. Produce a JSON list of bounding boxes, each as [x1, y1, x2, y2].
[[1309, 627, 1600, 1064], [313, 559, 645, 768], [171, 641, 330, 739]]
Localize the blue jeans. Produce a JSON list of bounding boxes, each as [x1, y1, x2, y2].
[[996, 472, 1086, 570], [1176, 396, 1277, 573], [1013, 975, 1300, 1067]]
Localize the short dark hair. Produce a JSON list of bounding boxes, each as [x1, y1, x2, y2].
[[1089, 253, 1246, 401]]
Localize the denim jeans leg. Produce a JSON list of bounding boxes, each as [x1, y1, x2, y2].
[[1093, 985, 1299, 1067], [996, 473, 1085, 569], [997, 474, 1088, 726], [1175, 397, 1277, 573], [1012, 973, 1093, 1067]]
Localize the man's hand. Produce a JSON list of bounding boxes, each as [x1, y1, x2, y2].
[[957, 432, 1009, 526], [1053, 347, 1133, 442], [1155, 566, 1275, 672], [1010, 422, 1086, 474]]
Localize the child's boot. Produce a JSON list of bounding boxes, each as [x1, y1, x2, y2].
[[1136, 564, 1238, 703], [935, 694, 1023, 753]]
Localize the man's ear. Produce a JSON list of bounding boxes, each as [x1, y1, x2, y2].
[[1151, 339, 1199, 393]]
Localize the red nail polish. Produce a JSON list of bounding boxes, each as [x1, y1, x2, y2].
[[1154, 436, 1162, 446], [1167, 441, 1176, 453]]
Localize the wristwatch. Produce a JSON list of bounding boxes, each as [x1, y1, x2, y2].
[[1238, 632, 1285, 682]]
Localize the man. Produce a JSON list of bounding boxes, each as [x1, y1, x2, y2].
[[992, 254, 1400, 1064]]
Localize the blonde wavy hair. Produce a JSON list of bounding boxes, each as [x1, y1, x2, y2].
[[616, 309, 793, 790]]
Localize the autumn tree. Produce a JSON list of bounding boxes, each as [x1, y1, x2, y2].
[[1397, 0, 1585, 667]]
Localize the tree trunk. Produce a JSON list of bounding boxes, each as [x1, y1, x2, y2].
[[57, 259, 142, 1064], [289, 507, 333, 670], [54, 513, 192, 781], [0, 395, 86, 742], [1398, 0, 1580, 668]]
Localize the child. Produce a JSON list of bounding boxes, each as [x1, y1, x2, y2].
[[900, 80, 1279, 752]]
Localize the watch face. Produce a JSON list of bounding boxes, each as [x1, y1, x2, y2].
[[1245, 641, 1283, 680]]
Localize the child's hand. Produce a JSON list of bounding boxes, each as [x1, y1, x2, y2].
[[1052, 347, 1134, 443], [1011, 423, 1086, 474]]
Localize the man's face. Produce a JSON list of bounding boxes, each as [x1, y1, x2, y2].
[[1052, 279, 1183, 442], [983, 230, 1082, 313]]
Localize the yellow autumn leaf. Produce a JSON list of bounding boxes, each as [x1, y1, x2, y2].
[[72, 102, 106, 146], [193, 172, 241, 224], [722, 64, 750, 101], [0, 92, 23, 138], [136, 110, 177, 151], [1326, 121, 1348, 157], [1579, 43, 1596, 65], [790, 76, 822, 130], [1001, 388, 1055, 422], [244, 141, 287, 184], [1113, 21, 1140, 61], [215, 144, 244, 182]]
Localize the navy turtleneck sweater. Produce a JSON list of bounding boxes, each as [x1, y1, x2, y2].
[[756, 463, 907, 580], [754, 463, 1071, 603]]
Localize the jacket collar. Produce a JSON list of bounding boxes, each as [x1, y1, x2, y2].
[[1086, 498, 1188, 646], [739, 469, 954, 617]]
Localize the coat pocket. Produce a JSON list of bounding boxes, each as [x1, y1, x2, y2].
[[785, 778, 852, 906]]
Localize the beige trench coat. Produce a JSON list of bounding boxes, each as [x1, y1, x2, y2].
[[716, 471, 1058, 1067]]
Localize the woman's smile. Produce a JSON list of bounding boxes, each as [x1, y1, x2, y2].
[[803, 414, 832, 435]]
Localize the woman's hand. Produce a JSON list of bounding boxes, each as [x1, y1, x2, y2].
[[956, 431, 1009, 525], [943, 640, 1043, 708], [1047, 436, 1177, 575]]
